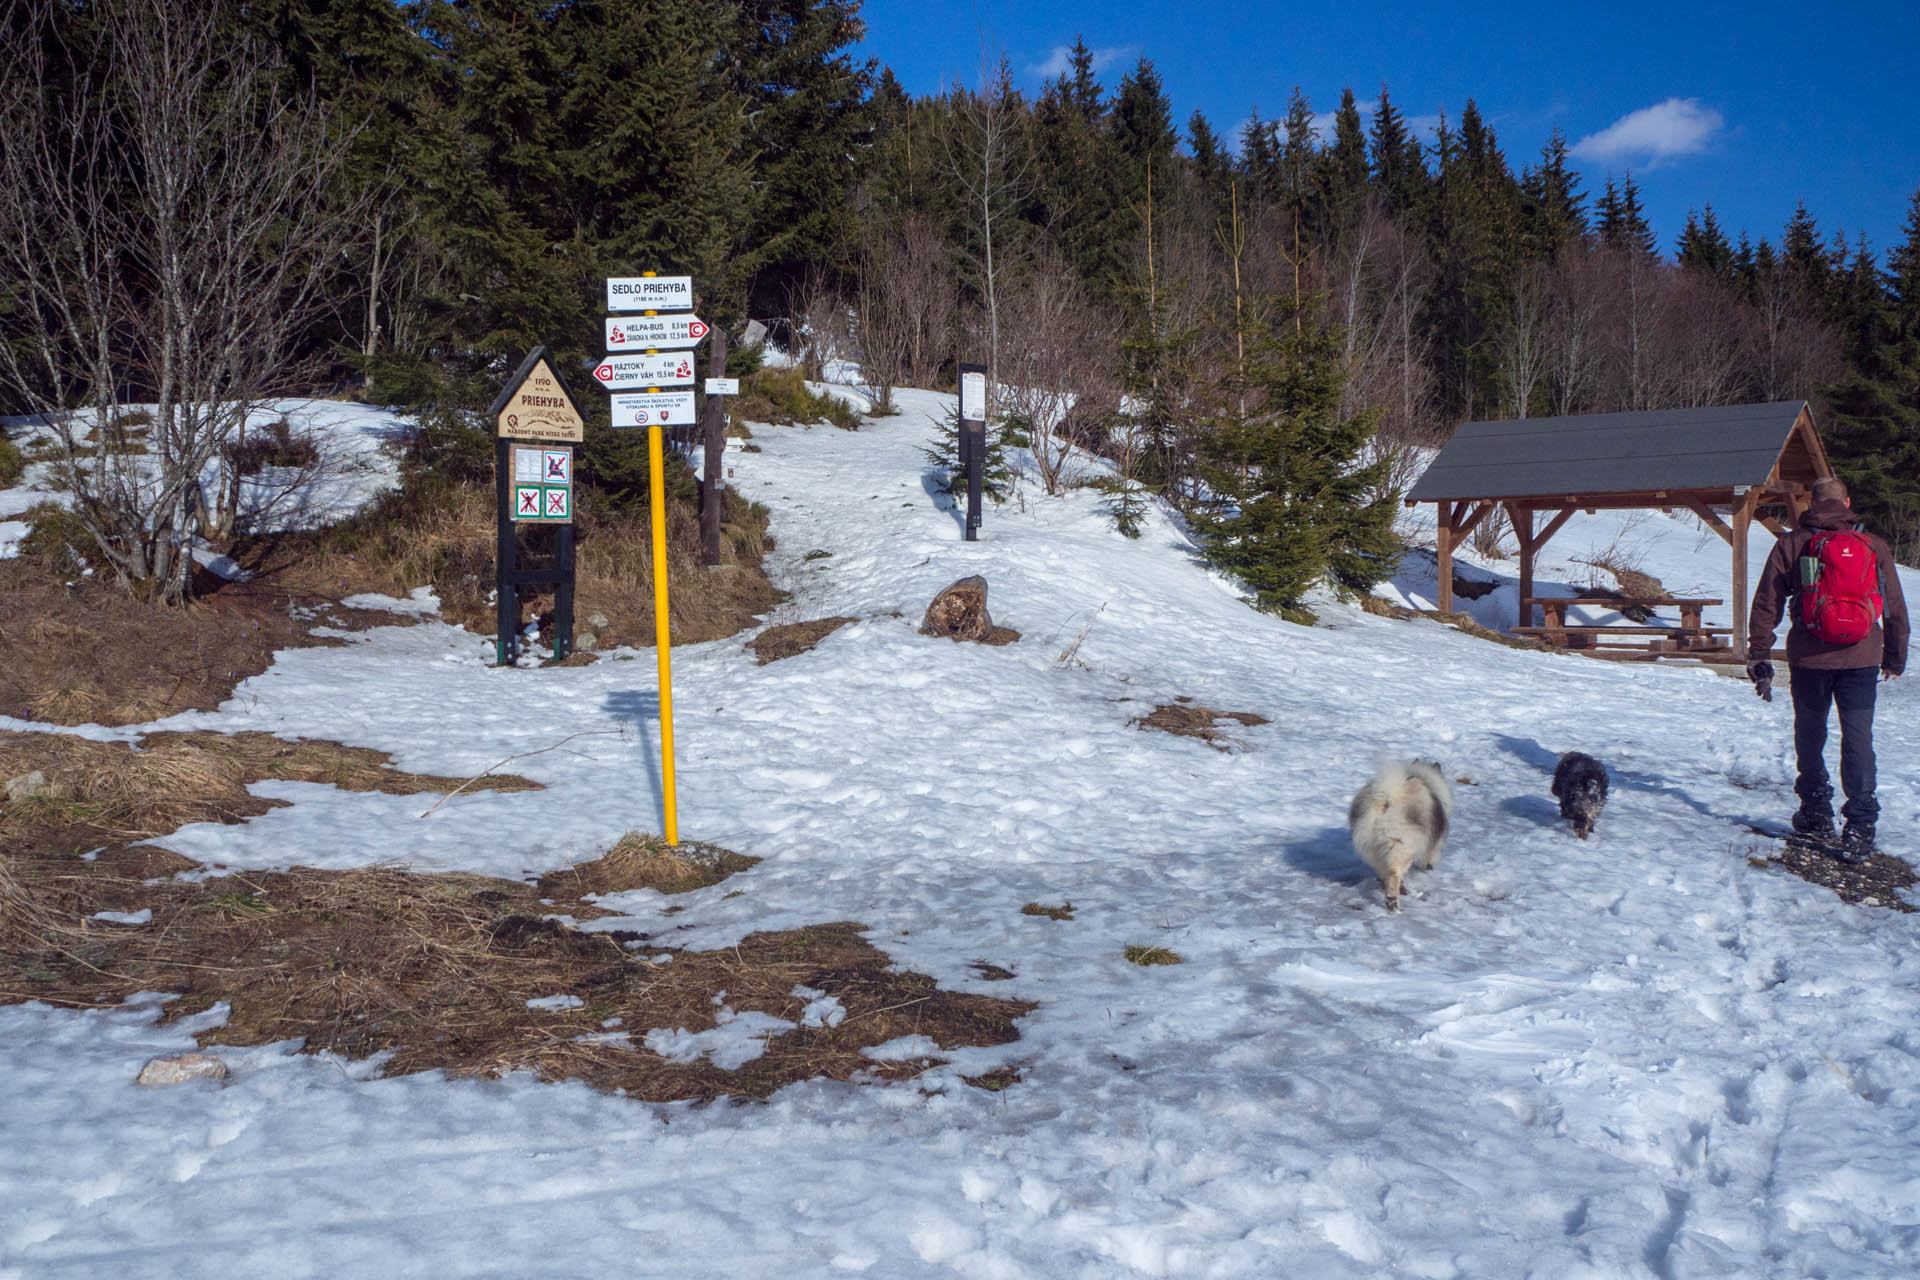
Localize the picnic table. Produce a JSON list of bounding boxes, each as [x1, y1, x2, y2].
[[1513, 595, 1733, 657]]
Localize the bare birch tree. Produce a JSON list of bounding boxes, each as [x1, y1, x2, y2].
[[996, 241, 1119, 493], [0, 0, 366, 600], [944, 58, 1033, 403]]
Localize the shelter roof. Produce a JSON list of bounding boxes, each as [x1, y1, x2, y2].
[[1407, 401, 1818, 503]]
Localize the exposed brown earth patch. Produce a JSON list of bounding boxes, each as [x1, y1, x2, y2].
[[1750, 837, 1917, 912], [750, 617, 856, 665], [1131, 702, 1271, 751], [536, 833, 759, 899]]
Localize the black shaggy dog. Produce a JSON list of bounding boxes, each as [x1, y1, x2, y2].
[[1551, 751, 1609, 839]]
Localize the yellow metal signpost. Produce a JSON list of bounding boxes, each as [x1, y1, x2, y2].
[[606, 271, 693, 845]]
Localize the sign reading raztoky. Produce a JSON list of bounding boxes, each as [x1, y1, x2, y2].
[[607, 275, 694, 312], [609, 390, 698, 426], [593, 352, 697, 389], [489, 348, 585, 442], [606, 315, 709, 351]]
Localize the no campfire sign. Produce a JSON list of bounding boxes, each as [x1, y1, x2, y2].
[[511, 444, 573, 523]]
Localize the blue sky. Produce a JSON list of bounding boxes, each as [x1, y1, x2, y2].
[[856, 0, 1920, 264]]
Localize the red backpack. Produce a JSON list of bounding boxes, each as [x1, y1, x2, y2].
[[1798, 529, 1883, 644]]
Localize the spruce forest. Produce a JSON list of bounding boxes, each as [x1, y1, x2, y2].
[[4, 0, 1919, 607]]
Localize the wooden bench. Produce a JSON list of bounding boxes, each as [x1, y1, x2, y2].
[[1523, 595, 1723, 631], [1512, 624, 1735, 654]]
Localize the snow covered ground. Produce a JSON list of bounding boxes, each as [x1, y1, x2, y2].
[[0, 399, 409, 560], [4, 388, 1920, 1277]]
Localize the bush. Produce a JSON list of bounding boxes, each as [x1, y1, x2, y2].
[[18, 503, 96, 573], [732, 365, 861, 431], [0, 435, 24, 486], [227, 418, 320, 477]]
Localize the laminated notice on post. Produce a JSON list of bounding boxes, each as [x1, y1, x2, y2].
[[960, 370, 987, 421]]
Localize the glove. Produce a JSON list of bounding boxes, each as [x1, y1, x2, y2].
[[1748, 660, 1774, 702]]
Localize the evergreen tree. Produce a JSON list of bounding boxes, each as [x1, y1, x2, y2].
[[1518, 128, 1586, 260], [1824, 202, 1920, 562], [1889, 183, 1920, 334], [1110, 56, 1176, 203], [1782, 200, 1833, 299], [1314, 86, 1369, 235], [1278, 88, 1317, 214], [1368, 84, 1427, 217], [1597, 173, 1656, 255], [1675, 204, 1733, 279], [1187, 109, 1234, 218], [1192, 298, 1401, 612]]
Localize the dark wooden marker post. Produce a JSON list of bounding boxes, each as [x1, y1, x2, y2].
[[700, 325, 730, 565], [958, 361, 987, 541], [488, 346, 585, 665]]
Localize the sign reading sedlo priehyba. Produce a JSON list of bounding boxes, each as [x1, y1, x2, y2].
[[606, 276, 694, 312]]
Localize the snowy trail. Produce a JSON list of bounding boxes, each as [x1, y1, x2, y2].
[[5, 389, 1920, 1276]]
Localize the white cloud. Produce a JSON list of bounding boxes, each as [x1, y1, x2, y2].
[[1027, 44, 1133, 82], [1570, 97, 1724, 168]]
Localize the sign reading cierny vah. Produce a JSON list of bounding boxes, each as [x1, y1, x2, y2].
[[607, 276, 693, 312], [594, 352, 697, 390], [607, 315, 708, 351], [609, 390, 698, 427]]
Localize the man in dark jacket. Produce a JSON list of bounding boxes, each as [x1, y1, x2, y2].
[[1747, 476, 1908, 860]]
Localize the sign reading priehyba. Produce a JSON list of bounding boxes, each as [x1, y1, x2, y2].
[[704, 378, 740, 396], [606, 315, 709, 351], [510, 444, 573, 522], [593, 352, 697, 389], [609, 390, 698, 427], [606, 275, 694, 312], [491, 349, 584, 442]]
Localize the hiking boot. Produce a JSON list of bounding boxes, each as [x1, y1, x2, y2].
[[1837, 823, 1876, 864], [1791, 807, 1837, 847]]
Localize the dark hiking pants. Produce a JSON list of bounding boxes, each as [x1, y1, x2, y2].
[[1789, 665, 1879, 825]]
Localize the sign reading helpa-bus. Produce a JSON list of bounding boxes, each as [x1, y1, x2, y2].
[[489, 346, 585, 442], [593, 352, 697, 390], [607, 275, 694, 312], [606, 315, 709, 351], [609, 390, 698, 427]]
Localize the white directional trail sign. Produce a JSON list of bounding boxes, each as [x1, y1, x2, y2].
[[609, 390, 698, 427], [606, 315, 708, 351], [593, 352, 698, 389], [607, 276, 694, 312]]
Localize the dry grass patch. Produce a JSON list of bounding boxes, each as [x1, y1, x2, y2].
[[0, 854, 1033, 1102], [1123, 945, 1184, 967], [750, 617, 856, 664], [1021, 902, 1074, 921], [273, 482, 781, 651], [1131, 702, 1271, 751], [0, 730, 540, 857], [536, 833, 759, 899], [0, 564, 415, 727]]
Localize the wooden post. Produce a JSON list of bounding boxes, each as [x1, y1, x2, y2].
[[1732, 488, 1756, 658], [1506, 502, 1534, 630], [1436, 501, 1454, 613], [699, 325, 729, 565]]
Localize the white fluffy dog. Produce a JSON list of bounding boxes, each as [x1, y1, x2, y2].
[[1347, 760, 1453, 911]]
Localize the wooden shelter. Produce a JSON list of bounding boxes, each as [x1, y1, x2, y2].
[[1405, 401, 1833, 657]]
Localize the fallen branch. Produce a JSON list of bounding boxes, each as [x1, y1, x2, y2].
[[419, 729, 626, 818]]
